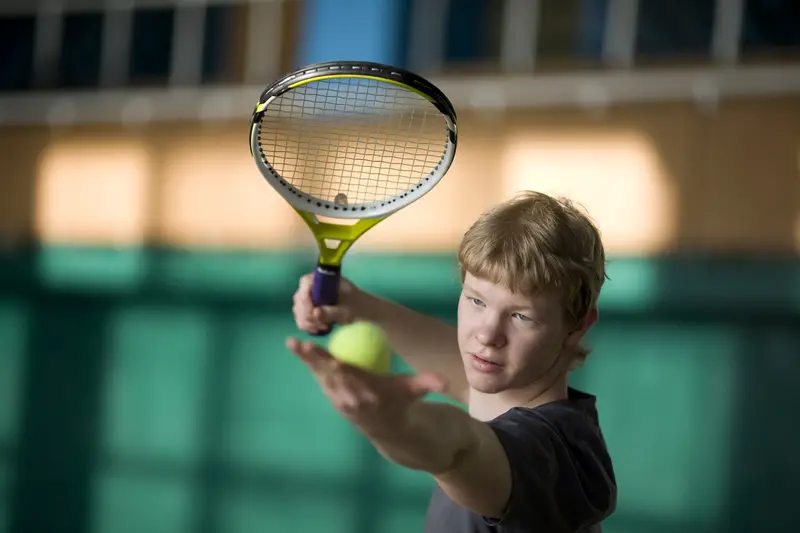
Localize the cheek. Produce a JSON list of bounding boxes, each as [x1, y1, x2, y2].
[[507, 328, 563, 363], [456, 299, 473, 329], [456, 305, 483, 345], [456, 310, 472, 339]]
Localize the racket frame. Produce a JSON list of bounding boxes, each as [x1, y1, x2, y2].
[[249, 62, 457, 221], [249, 61, 458, 316]]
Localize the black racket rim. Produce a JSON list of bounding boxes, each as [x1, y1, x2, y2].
[[251, 60, 458, 126]]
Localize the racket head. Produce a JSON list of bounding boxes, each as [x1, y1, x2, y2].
[[249, 61, 458, 319], [249, 61, 458, 221]]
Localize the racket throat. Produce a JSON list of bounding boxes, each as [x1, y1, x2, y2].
[[296, 210, 384, 266], [317, 236, 354, 266]]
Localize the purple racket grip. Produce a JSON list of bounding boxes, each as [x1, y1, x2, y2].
[[310, 264, 341, 336]]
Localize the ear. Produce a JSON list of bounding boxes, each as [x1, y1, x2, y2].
[[564, 307, 598, 347]]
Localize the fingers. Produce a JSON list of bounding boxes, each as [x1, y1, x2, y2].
[[298, 273, 314, 292], [292, 273, 354, 334], [286, 337, 377, 412], [287, 336, 445, 397], [317, 305, 354, 325], [287, 338, 447, 437], [285, 337, 336, 374], [293, 275, 321, 331], [401, 372, 448, 399]]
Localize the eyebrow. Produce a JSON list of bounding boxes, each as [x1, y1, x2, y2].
[[463, 284, 485, 300], [465, 284, 538, 312]]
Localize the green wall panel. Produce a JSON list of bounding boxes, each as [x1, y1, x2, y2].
[[575, 324, 736, 528], [0, 247, 797, 533], [221, 311, 366, 477], [102, 306, 214, 465], [0, 461, 10, 533], [92, 468, 198, 533], [216, 485, 359, 533], [0, 302, 28, 450]]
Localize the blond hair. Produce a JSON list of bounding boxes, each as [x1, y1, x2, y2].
[[457, 191, 607, 368]]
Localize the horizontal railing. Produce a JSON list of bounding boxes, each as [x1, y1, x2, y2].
[[1, 64, 799, 126], [0, 0, 797, 125]]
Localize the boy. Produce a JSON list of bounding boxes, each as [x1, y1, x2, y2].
[[287, 191, 617, 532]]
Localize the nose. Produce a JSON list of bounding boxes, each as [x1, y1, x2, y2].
[[475, 313, 506, 348]]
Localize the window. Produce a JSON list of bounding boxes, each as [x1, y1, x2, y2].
[[129, 8, 175, 87], [202, 4, 247, 85], [443, 0, 503, 68], [0, 15, 35, 92], [635, 0, 716, 62], [0, 3, 254, 92], [59, 12, 104, 88], [741, 0, 800, 58], [538, 0, 607, 69]]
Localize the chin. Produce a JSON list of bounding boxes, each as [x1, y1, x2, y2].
[[466, 370, 510, 394], [470, 382, 507, 394]]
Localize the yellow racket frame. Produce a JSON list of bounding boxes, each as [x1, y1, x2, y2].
[[296, 210, 384, 267]]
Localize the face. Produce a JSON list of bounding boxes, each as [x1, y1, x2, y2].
[[457, 272, 594, 395]]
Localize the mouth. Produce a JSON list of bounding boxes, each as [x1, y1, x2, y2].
[[469, 353, 504, 373]]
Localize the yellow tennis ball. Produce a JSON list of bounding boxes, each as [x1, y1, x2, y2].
[[327, 321, 391, 374]]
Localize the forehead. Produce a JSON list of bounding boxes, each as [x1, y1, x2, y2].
[[462, 272, 560, 309]]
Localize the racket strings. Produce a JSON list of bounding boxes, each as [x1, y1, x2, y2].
[[258, 77, 449, 206]]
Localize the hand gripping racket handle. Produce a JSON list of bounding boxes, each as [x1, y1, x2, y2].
[[310, 264, 341, 336]]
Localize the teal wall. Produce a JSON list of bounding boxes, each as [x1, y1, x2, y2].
[[1, 247, 798, 533]]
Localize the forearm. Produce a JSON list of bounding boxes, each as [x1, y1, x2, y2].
[[351, 291, 467, 400], [368, 401, 478, 474]]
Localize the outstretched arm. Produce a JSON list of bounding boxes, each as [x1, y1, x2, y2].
[[371, 400, 512, 518], [287, 338, 510, 517], [293, 274, 469, 403]]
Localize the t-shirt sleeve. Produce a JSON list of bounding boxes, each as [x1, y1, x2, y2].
[[483, 407, 616, 532]]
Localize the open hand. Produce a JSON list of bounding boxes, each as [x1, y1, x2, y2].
[[286, 337, 447, 436]]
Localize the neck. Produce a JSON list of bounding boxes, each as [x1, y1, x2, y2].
[[467, 375, 569, 421]]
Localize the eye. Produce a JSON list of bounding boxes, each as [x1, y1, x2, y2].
[[468, 297, 485, 307], [512, 312, 533, 322]]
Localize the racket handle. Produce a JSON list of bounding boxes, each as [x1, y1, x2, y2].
[[310, 264, 340, 336]]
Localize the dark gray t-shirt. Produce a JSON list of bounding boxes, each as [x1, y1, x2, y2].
[[423, 388, 616, 533]]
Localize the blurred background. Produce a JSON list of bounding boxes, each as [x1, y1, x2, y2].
[[0, 0, 799, 532]]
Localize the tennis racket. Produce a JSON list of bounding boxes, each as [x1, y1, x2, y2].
[[249, 61, 458, 334]]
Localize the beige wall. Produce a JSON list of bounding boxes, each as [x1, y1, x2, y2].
[[1, 96, 798, 253]]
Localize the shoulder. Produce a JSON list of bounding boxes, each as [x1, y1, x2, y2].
[[489, 388, 610, 462], [491, 387, 610, 451], [484, 388, 617, 532]]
